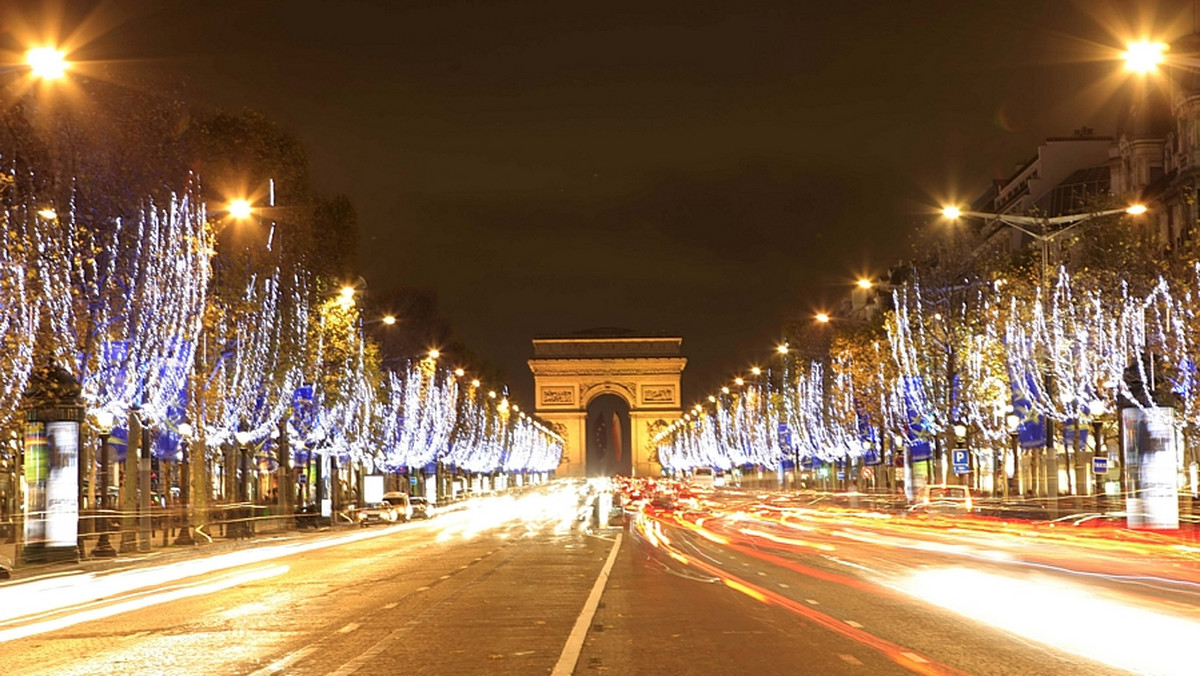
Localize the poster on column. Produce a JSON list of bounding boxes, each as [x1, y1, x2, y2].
[[1122, 406, 1179, 530], [23, 422, 48, 545], [45, 422, 80, 547]]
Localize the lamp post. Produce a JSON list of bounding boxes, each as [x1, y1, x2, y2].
[[952, 421, 969, 489], [92, 410, 117, 557], [1005, 412, 1019, 501], [942, 204, 1146, 510], [174, 423, 195, 545], [234, 428, 253, 538], [1088, 399, 1107, 513]]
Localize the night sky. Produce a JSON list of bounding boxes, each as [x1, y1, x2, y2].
[[11, 1, 1198, 406]]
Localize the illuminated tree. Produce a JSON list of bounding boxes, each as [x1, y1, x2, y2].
[[0, 199, 35, 435]]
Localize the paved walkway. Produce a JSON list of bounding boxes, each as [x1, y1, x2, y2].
[[0, 509, 324, 580]]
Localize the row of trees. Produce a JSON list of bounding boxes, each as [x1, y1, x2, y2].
[[0, 81, 562, 520], [656, 206, 1198, 496]]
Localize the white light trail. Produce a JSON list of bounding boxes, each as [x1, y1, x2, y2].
[[897, 567, 1200, 675], [0, 564, 288, 644]]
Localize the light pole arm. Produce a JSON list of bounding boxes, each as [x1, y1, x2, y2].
[[955, 208, 1128, 243], [958, 207, 1129, 227], [992, 217, 1047, 241]]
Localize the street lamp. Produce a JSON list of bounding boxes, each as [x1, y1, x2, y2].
[[1123, 40, 1168, 74], [952, 421, 969, 489], [943, 203, 1145, 507], [234, 427, 253, 538], [1087, 399, 1107, 512], [227, 199, 254, 220], [92, 410, 117, 557], [940, 204, 1147, 296], [1005, 412, 1019, 500], [26, 47, 68, 81]]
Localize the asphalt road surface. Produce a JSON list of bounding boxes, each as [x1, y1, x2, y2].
[[2, 482, 1195, 675]]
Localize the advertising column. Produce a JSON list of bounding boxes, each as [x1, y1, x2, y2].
[[21, 362, 85, 564], [1122, 406, 1179, 530]]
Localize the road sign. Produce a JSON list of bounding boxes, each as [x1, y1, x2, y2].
[[1093, 457, 1109, 475], [951, 448, 970, 475]]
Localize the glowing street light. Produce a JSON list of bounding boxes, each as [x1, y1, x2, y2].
[[381, 315, 396, 325], [428, 349, 440, 360], [1123, 40, 1168, 74], [37, 208, 57, 220], [815, 313, 831, 324], [228, 199, 254, 220], [776, 344, 789, 355], [857, 278, 874, 289], [26, 47, 68, 81], [454, 368, 465, 377]]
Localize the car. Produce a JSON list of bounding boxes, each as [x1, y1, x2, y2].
[[354, 502, 399, 526], [409, 496, 434, 519], [381, 491, 413, 521], [690, 467, 725, 488], [910, 484, 975, 513]]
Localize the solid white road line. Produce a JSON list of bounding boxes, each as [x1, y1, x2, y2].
[[550, 533, 623, 676], [246, 646, 317, 676]]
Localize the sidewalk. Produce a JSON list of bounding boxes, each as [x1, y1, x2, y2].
[[0, 512, 336, 582], [0, 495, 487, 582]]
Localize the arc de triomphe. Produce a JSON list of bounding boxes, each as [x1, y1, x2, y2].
[[528, 333, 686, 478]]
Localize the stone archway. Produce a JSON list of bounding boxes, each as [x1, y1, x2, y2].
[[529, 331, 686, 478], [586, 393, 632, 476]]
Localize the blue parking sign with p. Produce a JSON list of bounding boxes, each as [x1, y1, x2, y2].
[[951, 449, 969, 474]]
